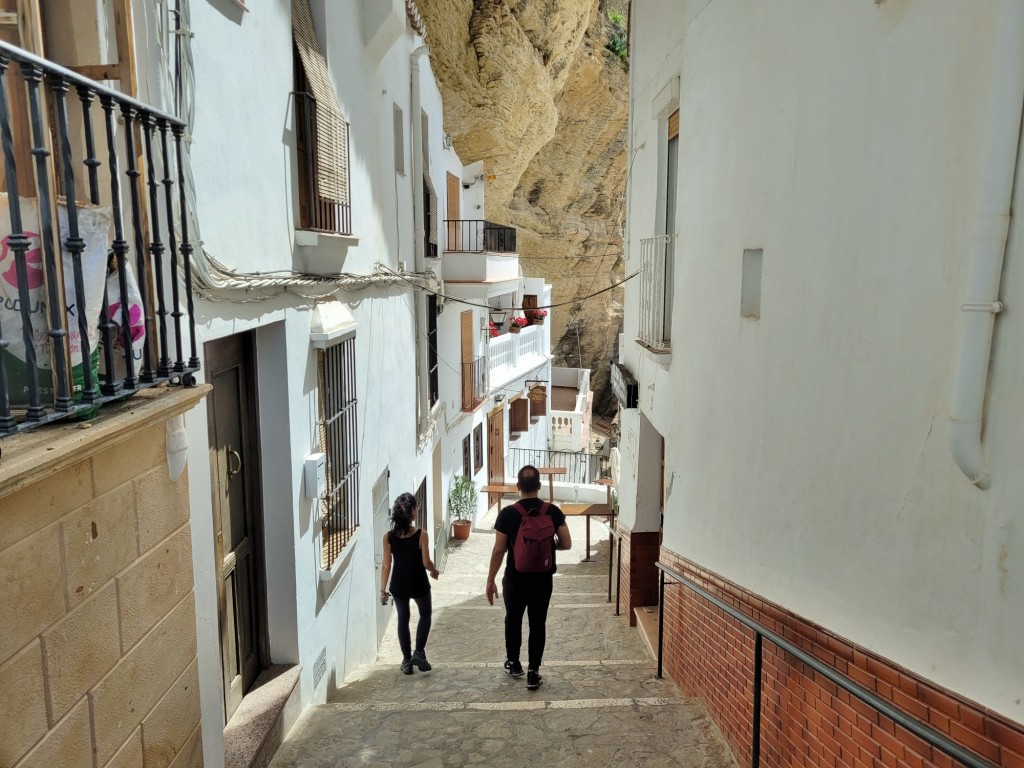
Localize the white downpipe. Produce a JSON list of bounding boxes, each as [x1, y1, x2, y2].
[[949, 0, 1024, 489], [411, 45, 431, 434]]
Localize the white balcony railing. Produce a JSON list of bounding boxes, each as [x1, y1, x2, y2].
[[550, 367, 591, 452], [638, 234, 675, 352], [487, 323, 545, 392]]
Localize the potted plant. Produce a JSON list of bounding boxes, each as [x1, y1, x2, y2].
[[488, 321, 499, 338], [527, 309, 548, 326], [449, 474, 478, 539], [508, 316, 528, 334]]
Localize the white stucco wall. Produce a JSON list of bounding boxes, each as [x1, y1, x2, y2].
[[159, 1, 451, 764], [623, 0, 1024, 721]]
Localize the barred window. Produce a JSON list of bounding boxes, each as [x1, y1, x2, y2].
[[317, 337, 359, 568], [427, 294, 439, 406]]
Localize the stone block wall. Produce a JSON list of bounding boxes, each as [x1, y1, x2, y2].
[[659, 548, 1024, 768], [0, 395, 205, 768]]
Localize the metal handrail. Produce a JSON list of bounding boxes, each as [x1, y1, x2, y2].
[[655, 561, 996, 768], [0, 40, 185, 126]]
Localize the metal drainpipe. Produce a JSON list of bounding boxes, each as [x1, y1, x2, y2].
[[411, 45, 430, 435], [948, 0, 1024, 489]]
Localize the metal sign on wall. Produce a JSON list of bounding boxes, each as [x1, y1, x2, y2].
[[611, 363, 639, 409]]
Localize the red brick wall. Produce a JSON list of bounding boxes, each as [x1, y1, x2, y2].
[[659, 548, 1024, 768], [616, 524, 661, 626]]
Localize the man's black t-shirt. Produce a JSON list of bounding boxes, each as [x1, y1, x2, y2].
[[494, 497, 567, 577]]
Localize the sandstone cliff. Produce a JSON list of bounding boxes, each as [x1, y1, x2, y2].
[[418, 0, 629, 418]]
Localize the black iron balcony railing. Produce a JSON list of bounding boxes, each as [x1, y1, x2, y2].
[[461, 355, 486, 412], [444, 219, 517, 253], [294, 91, 352, 236], [0, 41, 199, 438]]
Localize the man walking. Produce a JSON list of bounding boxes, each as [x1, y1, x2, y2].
[[486, 465, 572, 690]]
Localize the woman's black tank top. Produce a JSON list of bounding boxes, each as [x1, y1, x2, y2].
[[388, 529, 430, 598]]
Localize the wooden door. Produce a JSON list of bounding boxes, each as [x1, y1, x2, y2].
[[446, 172, 460, 249], [487, 405, 505, 512], [206, 333, 266, 721], [371, 469, 391, 645]]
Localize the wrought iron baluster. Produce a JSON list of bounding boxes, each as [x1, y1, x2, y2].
[[172, 124, 198, 370], [141, 113, 169, 376], [158, 120, 184, 372], [53, 76, 98, 405], [23, 62, 73, 412], [0, 56, 26, 429], [101, 93, 137, 390], [121, 104, 155, 383], [77, 86, 118, 395]]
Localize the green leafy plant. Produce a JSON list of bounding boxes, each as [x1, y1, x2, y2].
[[605, 10, 628, 62], [448, 474, 478, 524]]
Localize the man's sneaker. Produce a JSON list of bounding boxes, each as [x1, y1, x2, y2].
[[400, 659, 414, 675], [503, 660, 524, 678], [526, 669, 542, 690], [411, 650, 432, 672]]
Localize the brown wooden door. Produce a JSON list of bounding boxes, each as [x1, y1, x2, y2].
[[487, 406, 505, 511], [447, 172, 460, 220], [206, 333, 266, 721]]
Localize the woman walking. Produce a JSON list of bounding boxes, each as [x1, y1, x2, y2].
[[380, 493, 440, 674]]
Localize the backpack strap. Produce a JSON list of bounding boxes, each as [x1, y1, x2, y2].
[[537, 501, 551, 516], [511, 502, 528, 518]]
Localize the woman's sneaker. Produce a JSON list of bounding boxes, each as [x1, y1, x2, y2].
[[401, 659, 414, 675], [526, 669, 542, 690], [411, 650, 432, 672], [503, 660, 524, 678]]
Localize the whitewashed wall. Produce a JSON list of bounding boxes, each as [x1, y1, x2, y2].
[[175, 0, 448, 764], [623, 0, 1024, 721]]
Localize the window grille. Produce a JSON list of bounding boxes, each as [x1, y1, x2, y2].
[[317, 337, 359, 568]]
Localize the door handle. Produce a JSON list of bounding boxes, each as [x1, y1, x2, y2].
[[227, 446, 242, 480]]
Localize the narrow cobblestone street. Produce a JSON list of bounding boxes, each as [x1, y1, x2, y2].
[[270, 514, 736, 768]]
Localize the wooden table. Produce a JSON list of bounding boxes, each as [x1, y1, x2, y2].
[[560, 501, 613, 562]]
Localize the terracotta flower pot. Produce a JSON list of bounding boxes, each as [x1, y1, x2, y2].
[[508, 325, 521, 334], [452, 520, 472, 539]]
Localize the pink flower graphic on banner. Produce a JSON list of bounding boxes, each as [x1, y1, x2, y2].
[[108, 301, 145, 344], [0, 232, 43, 290]]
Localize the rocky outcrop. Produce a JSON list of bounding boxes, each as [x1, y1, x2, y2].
[[418, 0, 629, 417]]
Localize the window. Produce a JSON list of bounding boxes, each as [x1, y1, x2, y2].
[[510, 396, 529, 434], [741, 249, 763, 319], [293, 0, 352, 234], [462, 434, 472, 478], [415, 478, 428, 532], [473, 423, 484, 473], [317, 337, 360, 568], [393, 104, 405, 174], [427, 294, 439, 406], [638, 108, 679, 352]]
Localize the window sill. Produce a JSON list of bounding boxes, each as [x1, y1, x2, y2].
[[636, 339, 673, 369], [295, 229, 360, 248], [318, 526, 361, 583]]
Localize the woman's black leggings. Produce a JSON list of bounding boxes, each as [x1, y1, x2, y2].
[[392, 592, 432, 659]]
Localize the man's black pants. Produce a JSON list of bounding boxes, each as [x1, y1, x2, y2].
[[502, 572, 554, 670]]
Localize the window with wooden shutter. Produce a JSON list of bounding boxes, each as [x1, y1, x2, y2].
[[510, 397, 529, 434], [293, 0, 351, 234], [394, 104, 405, 174], [473, 423, 484, 473], [462, 435, 472, 478]]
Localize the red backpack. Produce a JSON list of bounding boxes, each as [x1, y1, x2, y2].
[[511, 501, 555, 573]]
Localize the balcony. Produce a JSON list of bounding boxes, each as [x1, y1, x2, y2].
[[444, 219, 516, 253], [638, 234, 675, 352], [461, 355, 486, 411], [0, 41, 200, 437], [487, 322, 546, 393], [549, 367, 592, 452], [442, 219, 519, 291]]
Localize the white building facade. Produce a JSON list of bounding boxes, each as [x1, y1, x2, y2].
[[618, 0, 1024, 765]]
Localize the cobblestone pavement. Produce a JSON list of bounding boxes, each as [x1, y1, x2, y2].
[[270, 512, 737, 768]]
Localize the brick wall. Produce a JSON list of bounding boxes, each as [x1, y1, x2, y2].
[[0, 399, 204, 768], [616, 523, 661, 626], [659, 548, 1024, 768]]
